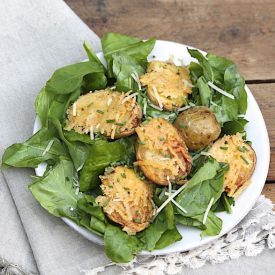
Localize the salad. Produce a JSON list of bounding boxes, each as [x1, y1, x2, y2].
[[2, 32, 256, 263]]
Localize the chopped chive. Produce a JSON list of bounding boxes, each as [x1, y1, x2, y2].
[[108, 185, 113, 188], [240, 155, 249, 165], [103, 199, 110, 207], [120, 173, 127, 178], [159, 137, 165, 141], [135, 210, 140, 216], [96, 109, 104, 114], [133, 218, 141, 223], [242, 146, 249, 152], [138, 141, 146, 145], [106, 119, 115, 123], [179, 123, 187, 129], [87, 102, 93, 107], [157, 125, 161, 129], [123, 187, 130, 191], [237, 146, 245, 152], [163, 153, 170, 158], [220, 146, 228, 150], [115, 122, 125, 126]]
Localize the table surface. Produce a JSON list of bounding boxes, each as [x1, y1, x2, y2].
[[65, 0, 275, 203]]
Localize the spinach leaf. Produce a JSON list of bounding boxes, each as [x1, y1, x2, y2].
[[176, 159, 228, 217], [197, 76, 212, 106], [45, 61, 104, 95], [29, 159, 83, 222], [104, 224, 143, 263], [155, 227, 182, 250], [222, 118, 248, 135], [64, 130, 98, 145], [175, 215, 205, 230], [2, 128, 68, 168], [79, 137, 136, 191], [79, 215, 104, 236], [212, 192, 234, 213], [102, 32, 155, 77], [50, 118, 90, 171], [35, 87, 54, 127], [112, 52, 145, 92], [207, 53, 233, 73]]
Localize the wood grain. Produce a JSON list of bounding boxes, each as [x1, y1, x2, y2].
[[65, 0, 275, 81], [262, 184, 275, 203], [250, 83, 275, 181]]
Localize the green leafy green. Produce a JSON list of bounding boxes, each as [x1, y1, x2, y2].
[[29, 159, 82, 221], [79, 137, 136, 191], [2, 128, 68, 168], [222, 118, 248, 135], [104, 224, 143, 263]]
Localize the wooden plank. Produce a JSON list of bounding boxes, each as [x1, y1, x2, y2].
[[262, 184, 275, 203], [250, 83, 275, 181], [65, 0, 275, 80]]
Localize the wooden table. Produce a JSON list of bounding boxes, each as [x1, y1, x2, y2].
[[65, 0, 275, 202]]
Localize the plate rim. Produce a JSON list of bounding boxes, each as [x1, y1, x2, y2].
[[33, 39, 270, 256]]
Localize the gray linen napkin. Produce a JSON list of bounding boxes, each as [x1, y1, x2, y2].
[[0, 1, 274, 275]]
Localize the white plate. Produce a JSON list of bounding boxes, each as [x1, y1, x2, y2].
[[33, 40, 270, 255]]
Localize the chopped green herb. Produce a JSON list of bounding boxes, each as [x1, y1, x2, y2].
[[108, 185, 113, 188], [179, 123, 187, 129], [157, 125, 161, 129], [159, 137, 165, 141], [103, 199, 110, 207], [115, 122, 126, 126], [242, 146, 249, 152], [96, 109, 104, 114], [123, 187, 130, 191], [220, 146, 228, 150], [133, 218, 141, 223], [106, 119, 115, 123], [240, 155, 249, 165], [120, 173, 127, 179], [87, 102, 93, 107], [138, 141, 146, 145], [237, 146, 245, 152], [135, 210, 140, 216]]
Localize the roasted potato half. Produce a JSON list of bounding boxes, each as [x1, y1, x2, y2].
[[174, 106, 221, 151], [135, 118, 192, 185], [209, 133, 256, 198], [140, 61, 192, 111], [96, 166, 154, 235], [65, 89, 142, 139]]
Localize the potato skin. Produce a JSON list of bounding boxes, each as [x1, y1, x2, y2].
[[65, 89, 142, 139], [174, 106, 221, 151], [140, 61, 192, 111], [209, 133, 256, 198], [135, 118, 192, 185], [96, 166, 154, 235]]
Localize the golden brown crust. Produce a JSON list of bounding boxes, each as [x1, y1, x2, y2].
[[96, 166, 154, 235], [64, 89, 142, 139], [174, 106, 221, 151], [140, 61, 192, 111], [135, 118, 192, 185], [209, 133, 256, 198]]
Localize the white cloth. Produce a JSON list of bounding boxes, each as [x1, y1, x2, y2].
[[0, 0, 274, 275]]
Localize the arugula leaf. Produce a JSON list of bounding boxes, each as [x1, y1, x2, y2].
[[79, 137, 136, 191], [29, 159, 82, 222], [2, 128, 68, 168], [104, 224, 143, 263]]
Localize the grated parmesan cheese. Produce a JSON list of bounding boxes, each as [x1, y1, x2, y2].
[[203, 197, 214, 224], [152, 86, 163, 109], [143, 98, 147, 115], [131, 71, 142, 90], [208, 81, 235, 100], [122, 92, 138, 104], [200, 151, 211, 156], [107, 97, 113, 106], [72, 103, 77, 116], [42, 139, 55, 156], [149, 103, 163, 111], [90, 125, 94, 140], [182, 79, 194, 88], [177, 105, 192, 112]]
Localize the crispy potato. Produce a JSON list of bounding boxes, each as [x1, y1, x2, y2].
[[174, 106, 221, 151], [135, 118, 192, 185], [209, 133, 256, 198], [65, 89, 142, 139], [96, 166, 154, 235], [139, 61, 192, 111]]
